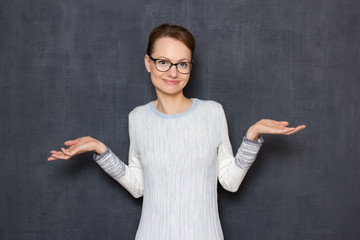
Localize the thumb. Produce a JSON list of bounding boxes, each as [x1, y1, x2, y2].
[[66, 142, 93, 155], [277, 121, 289, 126], [64, 139, 80, 146]]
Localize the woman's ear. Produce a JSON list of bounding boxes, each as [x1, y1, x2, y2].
[[144, 55, 151, 73]]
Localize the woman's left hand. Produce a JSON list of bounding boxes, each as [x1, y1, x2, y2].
[[246, 119, 306, 141]]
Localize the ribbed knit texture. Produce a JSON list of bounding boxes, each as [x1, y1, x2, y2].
[[94, 99, 262, 240]]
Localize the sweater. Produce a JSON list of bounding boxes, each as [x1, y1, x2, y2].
[[93, 98, 263, 240]]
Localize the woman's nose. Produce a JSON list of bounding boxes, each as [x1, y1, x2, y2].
[[167, 65, 178, 78]]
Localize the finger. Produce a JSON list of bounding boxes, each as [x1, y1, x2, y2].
[[50, 150, 66, 153], [293, 125, 306, 132], [265, 122, 290, 131], [284, 125, 306, 135], [295, 125, 306, 132], [271, 127, 295, 134], [254, 124, 289, 135], [278, 121, 289, 126], [61, 147, 72, 156], [47, 156, 68, 161], [50, 152, 63, 158], [51, 152, 71, 160], [280, 124, 306, 132], [50, 150, 64, 155], [64, 139, 80, 146], [52, 155, 71, 160], [47, 156, 57, 161], [269, 120, 288, 124]]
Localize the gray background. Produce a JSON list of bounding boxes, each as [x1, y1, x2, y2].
[[1, 0, 359, 239]]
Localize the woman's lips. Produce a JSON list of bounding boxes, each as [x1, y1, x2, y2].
[[163, 79, 179, 85]]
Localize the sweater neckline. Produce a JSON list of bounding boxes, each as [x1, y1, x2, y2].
[[149, 98, 198, 119]]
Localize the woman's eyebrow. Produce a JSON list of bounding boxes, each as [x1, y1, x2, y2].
[[156, 56, 191, 62], [177, 58, 191, 62]]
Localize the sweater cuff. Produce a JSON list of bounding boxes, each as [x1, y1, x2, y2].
[[235, 136, 263, 170], [243, 136, 264, 146], [93, 147, 111, 161], [93, 147, 126, 180]]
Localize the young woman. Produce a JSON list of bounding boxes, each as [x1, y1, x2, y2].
[[48, 23, 305, 240]]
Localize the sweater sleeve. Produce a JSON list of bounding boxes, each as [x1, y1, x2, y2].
[[93, 121, 144, 198], [217, 107, 263, 192]]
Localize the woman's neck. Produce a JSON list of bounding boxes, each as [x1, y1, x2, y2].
[[154, 92, 192, 114]]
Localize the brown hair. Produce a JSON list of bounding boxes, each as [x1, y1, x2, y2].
[[146, 23, 196, 58]]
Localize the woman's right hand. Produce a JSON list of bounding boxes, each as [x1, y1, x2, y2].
[[47, 136, 107, 161]]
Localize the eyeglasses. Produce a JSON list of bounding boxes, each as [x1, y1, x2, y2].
[[148, 55, 194, 74]]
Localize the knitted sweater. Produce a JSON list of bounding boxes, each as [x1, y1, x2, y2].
[[93, 98, 263, 240]]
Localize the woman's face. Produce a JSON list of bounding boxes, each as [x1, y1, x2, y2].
[[145, 37, 192, 97]]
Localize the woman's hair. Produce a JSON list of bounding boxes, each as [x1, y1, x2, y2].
[[146, 23, 196, 58]]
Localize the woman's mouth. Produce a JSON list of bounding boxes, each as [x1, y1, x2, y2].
[[163, 79, 179, 85]]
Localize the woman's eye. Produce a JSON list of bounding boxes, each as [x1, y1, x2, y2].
[[158, 60, 168, 66], [179, 62, 188, 68]]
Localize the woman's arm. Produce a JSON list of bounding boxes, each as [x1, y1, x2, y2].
[[217, 108, 262, 192], [92, 122, 144, 198], [217, 107, 306, 192], [47, 123, 144, 198]]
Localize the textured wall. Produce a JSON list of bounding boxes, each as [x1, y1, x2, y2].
[[1, 0, 359, 239]]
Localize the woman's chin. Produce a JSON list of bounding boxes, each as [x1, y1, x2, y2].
[[155, 87, 185, 97]]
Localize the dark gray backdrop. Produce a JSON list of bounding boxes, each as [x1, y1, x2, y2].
[[1, 0, 359, 239]]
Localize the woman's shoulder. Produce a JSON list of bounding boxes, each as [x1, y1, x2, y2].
[[194, 98, 224, 111], [128, 102, 152, 119]]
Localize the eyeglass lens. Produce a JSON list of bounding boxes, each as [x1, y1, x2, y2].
[[155, 59, 192, 74]]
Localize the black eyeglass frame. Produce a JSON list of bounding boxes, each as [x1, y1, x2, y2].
[[148, 55, 194, 74]]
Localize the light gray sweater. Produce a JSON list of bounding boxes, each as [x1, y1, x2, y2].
[[93, 98, 263, 240]]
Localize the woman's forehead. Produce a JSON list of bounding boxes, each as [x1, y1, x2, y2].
[[152, 37, 192, 61]]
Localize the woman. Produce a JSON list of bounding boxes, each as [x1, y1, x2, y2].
[[48, 23, 305, 240]]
